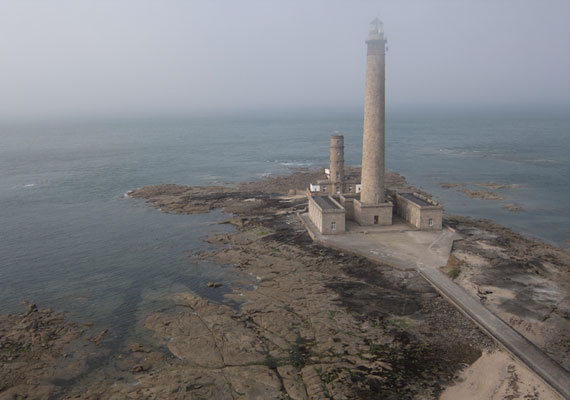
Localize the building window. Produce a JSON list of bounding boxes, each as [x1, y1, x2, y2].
[[322, 186, 327, 193], [348, 185, 352, 192], [336, 185, 340, 194], [336, 172, 340, 179], [374, 216, 379, 224], [428, 218, 433, 226], [331, 221, 336, 230]]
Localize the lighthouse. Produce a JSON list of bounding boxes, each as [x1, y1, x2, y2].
[[360, 17, 387, 205], [354, 18, 393, 226], [306, 19, 444, 233]]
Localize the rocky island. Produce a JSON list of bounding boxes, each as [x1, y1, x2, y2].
[[2, 168, 566, 399]]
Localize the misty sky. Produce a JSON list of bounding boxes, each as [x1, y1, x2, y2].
[[1, 0, 568, 119]]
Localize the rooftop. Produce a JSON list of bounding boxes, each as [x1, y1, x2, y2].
[[400, 193, 433, 207], [368, 17, 384, 40], [313, 196, 342, 210]]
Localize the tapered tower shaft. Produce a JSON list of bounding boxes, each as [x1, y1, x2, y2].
[[330, 133, 344, 193], [360, 18, 387, 205]]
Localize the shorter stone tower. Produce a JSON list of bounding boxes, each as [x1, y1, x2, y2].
[[330, 134, 344, 194], [309, 132, 361, 196]]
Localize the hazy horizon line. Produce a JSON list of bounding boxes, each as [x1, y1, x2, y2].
[[1, 102, 569, 125]]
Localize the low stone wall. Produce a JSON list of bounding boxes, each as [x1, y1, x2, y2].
[[314, 179, 361, 196], [339, 195, 356, 220]]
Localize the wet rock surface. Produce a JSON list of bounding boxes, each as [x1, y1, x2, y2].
[[0, 303, 91, 399], [458, 188, 504, 200], [473, 182, 520, 190], [502, 203, 523, 212], [440, 181, 522, 203], [138, 214, 493, 399]]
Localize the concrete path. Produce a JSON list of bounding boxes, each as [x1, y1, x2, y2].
[[299, 213, 570, 399]]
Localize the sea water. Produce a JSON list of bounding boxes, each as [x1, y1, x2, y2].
[[0, 107, 568, 330]]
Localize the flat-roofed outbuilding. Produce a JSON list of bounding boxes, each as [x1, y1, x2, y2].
[[393, 192, 443, 230], [308, 195, 346, 234]]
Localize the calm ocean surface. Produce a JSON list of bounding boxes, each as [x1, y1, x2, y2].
[[1, 107, 568, 333]]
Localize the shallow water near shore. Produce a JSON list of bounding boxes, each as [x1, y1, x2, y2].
[[0, 106, 568, 331]]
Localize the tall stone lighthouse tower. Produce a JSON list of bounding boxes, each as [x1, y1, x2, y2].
[[361, 18, 387, 205], [354, 18, 393, 226]]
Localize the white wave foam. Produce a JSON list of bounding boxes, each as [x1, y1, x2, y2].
[[278, 161, 314, 167], [524, 158, 557, 164]]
